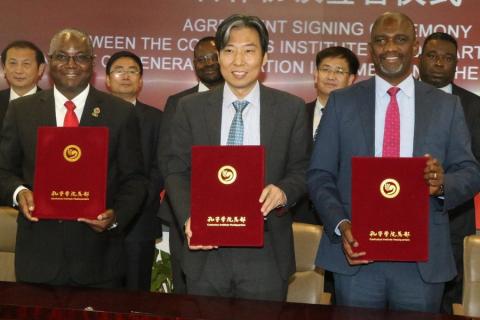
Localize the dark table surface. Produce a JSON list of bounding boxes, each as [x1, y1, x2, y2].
[[0, 281, 475, 320]]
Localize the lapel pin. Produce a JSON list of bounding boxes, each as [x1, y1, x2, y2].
[[92, 107, 101, 118]]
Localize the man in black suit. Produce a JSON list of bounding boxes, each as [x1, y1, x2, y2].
[[106, 51, 163, 291], [419, 32, 480, 314], [0, 40, 45, 129], [0, 28, 146, 288], [158, 36, 223, 294], [293, 46, 359, 225], [164, 14, 309, 301]]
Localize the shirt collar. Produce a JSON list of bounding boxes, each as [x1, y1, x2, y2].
[[375, 74, 414, 99], [439, 83, 452, 94], [315, 98, 325, 112], [53, 84, 90, 111], [223, 81, 260, 108], [198, 81, 210, 92], [9, 86, 38, 101]]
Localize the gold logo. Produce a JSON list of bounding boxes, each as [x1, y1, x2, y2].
[[380, 178, 400, 199], [218, 165, 237, 185], [63, 145, 82, 162]]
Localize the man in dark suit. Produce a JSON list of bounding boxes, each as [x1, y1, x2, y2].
[[0, 29, 146, 288], [106, 50, 163, 291], [419, 32, 480, 314], [0, 40, 45, 129], [164, 14, 309, 301], [158, 36, 223, 294], [293, 46, 359, 225], [308, 12, 480, 312]]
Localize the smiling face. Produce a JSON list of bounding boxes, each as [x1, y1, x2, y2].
[[369, 13, 419, 85], [218, 27, 267, 99], [106, 56, 142, 102], [48, 32, 93, 100], [314, 56, 355, 104], [3, 47, 45, 96], [194, 39, 222, 87]]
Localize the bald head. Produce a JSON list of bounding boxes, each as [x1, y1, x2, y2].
[[49, 28, 93, 56], [371, 12, 416, 42], [369, 12, 419, 85]]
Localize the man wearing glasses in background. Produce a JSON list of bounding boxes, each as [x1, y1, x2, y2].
[[158, 36, 223, 294], [293, 46, 359, 226], [0, 29, 146, 288], [105, 51, 163, 291]]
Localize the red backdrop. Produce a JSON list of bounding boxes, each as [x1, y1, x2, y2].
[[0, 0, 478, 109]]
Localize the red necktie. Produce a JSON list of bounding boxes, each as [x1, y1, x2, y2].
[[382, 87, 400, 157], [64, 100, 79, 127]]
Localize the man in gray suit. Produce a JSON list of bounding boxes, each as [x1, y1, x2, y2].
[[159, 36, 223, 294], [164, 14, 309, 301], [307, 12, 480, 312]]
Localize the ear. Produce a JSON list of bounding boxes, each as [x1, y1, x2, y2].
[[261, 52, 268, 67], [138, 77, 144, 92], [413, 39, 420, 57], [313, 70, 319, 88], [347, 74, 355, 86], [105, 75, 111, 89], [37, 63, 46, 78]]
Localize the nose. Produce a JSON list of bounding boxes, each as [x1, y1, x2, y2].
[[65, 56, 79, 68], [383, 38, 398, 52], [233, 51, 245, 66]]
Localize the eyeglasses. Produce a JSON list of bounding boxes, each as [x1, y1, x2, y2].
[[49, 53, 94, 65], [110, 69, 141, 77], [194, 53, 218, 64], [424, 52, 457, 64], [318, 66, 350, 77]]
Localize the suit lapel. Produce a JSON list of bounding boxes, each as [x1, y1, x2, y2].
[[260, 85, 276, 147], [413, 81, 433, 156], [204, 86, 223, 145], [39, 90, 57, 126], [358, 78, 375, 155], [80, 88, 104, 126]]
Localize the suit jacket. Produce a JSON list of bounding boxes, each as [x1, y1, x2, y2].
[[164, 84, 310, 280], [0, 87, 42, 133], [0, 87, 147, 285], [0, 89, 9, 130], [125, 101, 163, 241], [308, 78, 480, 283], [291, 99, 319, 225], [448, 84, 480, 245], [157, 85, 198, 227]]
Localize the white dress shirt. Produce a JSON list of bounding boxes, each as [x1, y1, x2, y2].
[[9, 86, 38, 101], [220, 82, 261, 146]]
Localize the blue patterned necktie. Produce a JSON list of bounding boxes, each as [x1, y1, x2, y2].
[[227, 100, 249, 145]]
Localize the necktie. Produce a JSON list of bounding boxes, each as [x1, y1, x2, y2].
[[64, 100, 79, 127], [382, 87, 400, 157], [227, 100, 249, 145]]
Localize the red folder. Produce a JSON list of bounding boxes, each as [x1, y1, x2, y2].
[[190, 146, 264, 247], [351, 157, 429, 261], [33, 127, 109, 220]]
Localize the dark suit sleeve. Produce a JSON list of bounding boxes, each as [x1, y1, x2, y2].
[[158, 95, 177, 179], [164, 99, 194, 227], [307, 93, 348, 242], [275, 97, 310, 205], [0, 100, 27, 204], [443, 97, 480, 210], [110, 107, 148, 230]]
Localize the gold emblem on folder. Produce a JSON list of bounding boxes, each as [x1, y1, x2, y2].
[[218, 165, 237, 185], [63, 145, 82, 162], [380, 178, 400, 199]]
